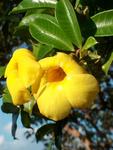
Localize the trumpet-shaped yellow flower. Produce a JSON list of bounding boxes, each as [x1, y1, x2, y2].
[[34, 53, 99, 121], [5, 48, 42, 105]]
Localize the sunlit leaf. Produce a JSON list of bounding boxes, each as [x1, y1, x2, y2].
[[82, 36, 98, 50], [91, 10, 113, 37], [19, 14, 43, 28], [11, 0, 57, 13], [55, 0, 82, 48], [102, 51, 113, 75], [80, 36, 98, 58], [29, 14, 74, 51]]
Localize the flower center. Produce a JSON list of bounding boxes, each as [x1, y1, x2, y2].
[[46, 66, 66, 82]]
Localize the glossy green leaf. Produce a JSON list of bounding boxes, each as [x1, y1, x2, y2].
[[19, 14, 42, 28], [55, 0, 82, 48], [91, 10, 113, 37], [80, 36, 98, 58], [11, 0, 57, 13], [35, 123, 55, 142], [29, 14, 74, 51], [102, 51, 113, 75], [33, 43, 53, 60], [82, 36, 98, 50], [0, 66, 6, 78]]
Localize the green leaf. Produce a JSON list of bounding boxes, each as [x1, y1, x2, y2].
[[19, 14, 42, 28], [35, 123, 55, 142], [54, 122, 62, 150], [80, 36, 98, 58], [1, 103, 19, 114], [29, 14, 74, 51], [55, 0, 82, 48], [102, 51, 113, 75], [33, 43, 53, 60], [82, 36, 98, 50], [2, 87, 12, 103], [32, 103, 46, 118], [11, 0, 57, 14], [91, 10, 113, 37], [21, 110, 31, 128], [0, 66, 6, 78]]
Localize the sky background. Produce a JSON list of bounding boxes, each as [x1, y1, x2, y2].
[[0, 100, 44, 150]]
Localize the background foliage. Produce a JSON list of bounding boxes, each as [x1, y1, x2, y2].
[[1, 0, 113, 149]]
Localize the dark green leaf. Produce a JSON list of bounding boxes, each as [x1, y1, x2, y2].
[[0, 66, 6, 78], [12, 113, 19, 139], [33, 43, 53, 60], [102, 51, 113, 75], [32, 103, 46, 119], [35, 123, 55, 142], [91, 10, 113, 37], [54, 122, 62, 150], [21, 110, 31, 128], [29, 14, 74, 51], [1, 103, 19, 114], [55, 0, 82, 48], [11, 0, 57, 14]]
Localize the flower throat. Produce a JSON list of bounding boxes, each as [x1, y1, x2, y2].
[[46, 66, 66, 82]]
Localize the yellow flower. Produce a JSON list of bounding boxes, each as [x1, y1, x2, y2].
[[5, 48, 42, 105], [34, 53, 99, 121]]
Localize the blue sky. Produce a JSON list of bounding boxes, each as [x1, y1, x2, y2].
[[0, 100, 44, 150]]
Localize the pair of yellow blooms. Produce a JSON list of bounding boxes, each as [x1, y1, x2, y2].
[[5, 49, 99, 121]]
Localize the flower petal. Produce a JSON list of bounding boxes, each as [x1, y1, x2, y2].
[[39, 52, 86, 75], [36, 82, 71, 121], [6, 70, 31, 105], [17, 57, 42, 88], [5, 48, 42, 88], [5, 48, 35, 78], [64, 74, 99, 108]]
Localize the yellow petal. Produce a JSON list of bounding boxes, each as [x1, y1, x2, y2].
[[5, 48, 35, 77], [13, 48, 36, 60], [5, 48, 42, 88], [39, 52, 86, 75], [6, 70, 31, 105], [17, 57, 42, 88], [63, 74, 99, 108], [36, 82, 71, 121]]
